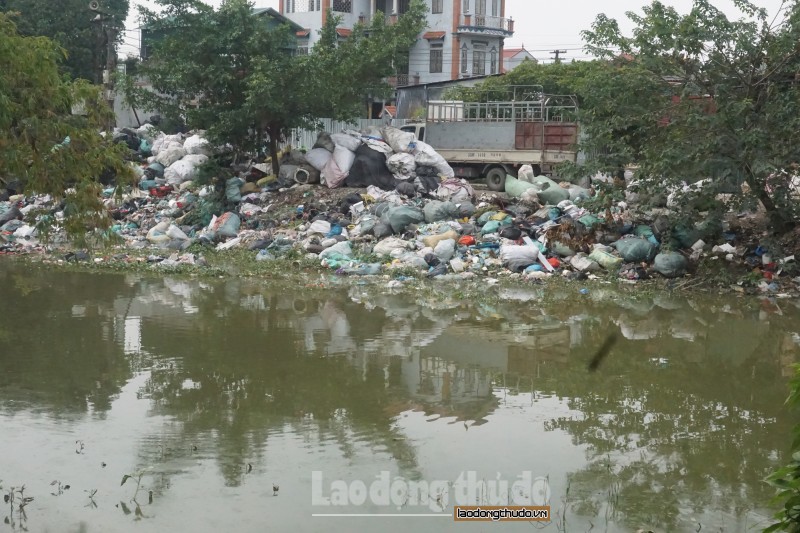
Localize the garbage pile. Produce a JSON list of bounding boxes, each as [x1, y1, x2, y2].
[[0, 125, 797, 293]]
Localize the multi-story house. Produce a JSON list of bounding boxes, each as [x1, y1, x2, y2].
[[279, 0, 514, 85]]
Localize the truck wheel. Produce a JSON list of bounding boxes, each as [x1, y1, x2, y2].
[[485, 167, 506, 192]]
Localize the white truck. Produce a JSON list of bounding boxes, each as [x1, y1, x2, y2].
[[399, 90, 579, 191]]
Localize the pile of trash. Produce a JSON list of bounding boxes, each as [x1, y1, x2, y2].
[[0, 125, 797, 294]]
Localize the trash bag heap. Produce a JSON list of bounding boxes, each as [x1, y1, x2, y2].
[[0, 123, 796, 294]]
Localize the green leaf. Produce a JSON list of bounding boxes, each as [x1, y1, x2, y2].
[[121, 475, 130, 487]]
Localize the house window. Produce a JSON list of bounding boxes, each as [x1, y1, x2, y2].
[[431, 0, 443, 14], [490, 47, 497, 74], [462, 0, 469, 13], [473, 49, 486, 75], [474, 0, 486, 25], [430, 43, 443, 73], [296, 46, 309, 56], [491, 0, 499, 16], [332, 0, 351, 13], [398, 0, 410, 14], [461, 44, 468, 74], [287, 0, 317, 12]]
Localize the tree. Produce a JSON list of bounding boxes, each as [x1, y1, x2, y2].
[[445, 59, 605, 105], [0, 12, 134, 239], [579, 0, 800, 231], [130, 0, 427, 175], [0, 0, 129, 82]]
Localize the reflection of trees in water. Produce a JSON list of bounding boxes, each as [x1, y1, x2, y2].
[[536, 304, 794, 531], [135, 288, 423, 487], [2, 263, 799, 529], [0, 266, 135, 414]]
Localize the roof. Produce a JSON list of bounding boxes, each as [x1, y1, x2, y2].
[[382, 105, 397, 117], [296, 29, 310, 37], [423, 31, 446, 40], [250, 7, 304, 31], [336, 28, 352, 38], [502, 47, 531, 59]]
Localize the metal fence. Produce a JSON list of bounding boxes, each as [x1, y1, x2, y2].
[[278, 118, 409, 150]]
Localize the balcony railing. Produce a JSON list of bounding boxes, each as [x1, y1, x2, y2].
[[459, 14, 514, 35]]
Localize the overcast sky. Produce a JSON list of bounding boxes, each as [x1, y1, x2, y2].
[[121, 0, 787, 60]]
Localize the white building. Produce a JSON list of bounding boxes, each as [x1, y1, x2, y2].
[[502, 46, 536, 71], [279, 0, 514, 86]]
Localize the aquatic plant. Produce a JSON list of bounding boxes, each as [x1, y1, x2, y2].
[[765, 365, 800, 531]]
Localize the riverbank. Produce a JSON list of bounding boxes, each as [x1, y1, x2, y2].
[[4, 235, 798, 309], [3, 170, 799, 301]]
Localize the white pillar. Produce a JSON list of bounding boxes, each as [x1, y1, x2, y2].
[[392, 0, 398, 14]]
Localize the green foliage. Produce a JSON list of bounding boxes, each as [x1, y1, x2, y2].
[[445, 59, 605, 104], [0, 13, 135, 241], [578, 1, 800, 231], [0, 0, 129, 82], [129, 0, 427, 174], [766, 364, 800, 532]]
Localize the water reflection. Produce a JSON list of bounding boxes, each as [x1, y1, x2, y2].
[[0, 264, 797, 532]]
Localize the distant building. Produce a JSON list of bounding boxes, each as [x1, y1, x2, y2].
[[502, 46, 536, 71], [140, 7, 304, 59], [279, 0, 515, 86]]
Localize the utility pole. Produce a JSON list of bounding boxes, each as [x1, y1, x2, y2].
[[90, 1, 118, 128], [104, 21, 118, 119], [550, 49, 567, 64]]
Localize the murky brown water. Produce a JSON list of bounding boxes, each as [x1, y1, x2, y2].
[[0, 262, 797, 532]]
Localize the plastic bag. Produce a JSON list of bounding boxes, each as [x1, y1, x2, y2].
[[531, 175, 570, 205], [322, 157, 347, 188], [613, 237, 656, 262], [588, 248, 623, 270], [211, 212, 241, 239], [654, 252, 688, 278], [347, 145, 395, 190], [330, 132, 361, 152], [166, 224, 189, 241], [183, 134, 212, 156], [147, 220, 170, 244], [504, 175, 537, 198], [165, 160, 200, 185], [305, 147, 332, 172], [381, 205, 425, 234], [413, 141, 454, 178], [423, 200, 461, 223], [226, 177, 244, 203], [333, 145, 356, 173], [518, 165, 535, 183], [387, 153, 416, 177], [422, 230, 459, 249], [436, 179, 473, 202], [319, 241, 353, 259], [381, 126, 417, 153], [313, 132, 335, 152], [373, 237, 410, 256], [434, 239, 456, 262], [155, 145, 186, 167], [570, 254, 600, 272], [500, 244, 539, 272]]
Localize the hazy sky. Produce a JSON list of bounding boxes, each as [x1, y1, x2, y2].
[[121, 0, 787, 60]]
